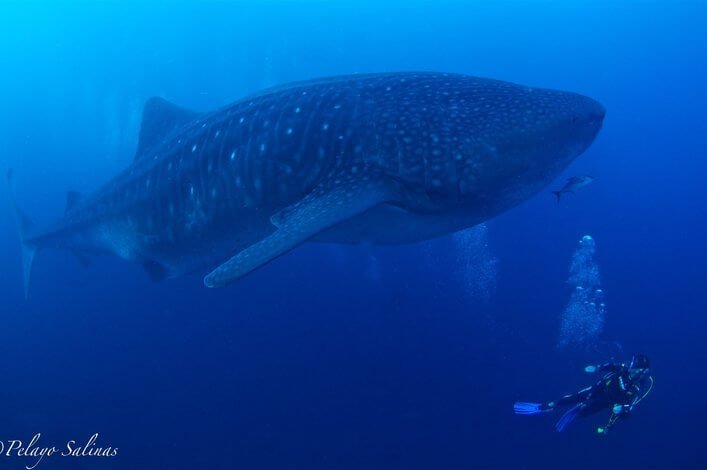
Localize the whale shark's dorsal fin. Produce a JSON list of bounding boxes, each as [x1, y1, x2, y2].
[[135, 97, 199, 160]]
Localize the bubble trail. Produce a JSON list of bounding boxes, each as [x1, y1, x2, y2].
[[557, 235, 606, 349]]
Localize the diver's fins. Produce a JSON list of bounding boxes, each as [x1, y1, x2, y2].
[[513, 402, 551, 415], [555, 403, 583, 432]]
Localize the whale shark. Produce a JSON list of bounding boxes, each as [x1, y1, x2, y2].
[[9, 72, 604, 295]]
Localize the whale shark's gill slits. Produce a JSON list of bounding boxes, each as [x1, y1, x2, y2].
[[246, 102, 270, 207], [319, 88, 353, 179], [223, 146, 241, 212], [391, 89, 411, 178], [328, 89, 354, 172], [214, 115, 236, 207], [289, 92, 318, 190], [272, 93, 304, 198], [338, 92, 363, 173], [249, 98, 275, 205], [292, 90, 328, 194], [240, 107, 256, 207], [200, 124, 222, 200], [230, 109, 250, 206], [257, 94, 289, 201], [253, 98, 273, 202], [249, 102, 272, 204], [202, 124, 224, 199], [206, 118, 231, 210]]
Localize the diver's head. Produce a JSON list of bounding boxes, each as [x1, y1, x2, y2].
[[630, 354, 650, 369], [628, 353, 650, 380]]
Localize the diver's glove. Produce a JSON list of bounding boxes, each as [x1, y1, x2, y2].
[[584, 365, 597, 373]]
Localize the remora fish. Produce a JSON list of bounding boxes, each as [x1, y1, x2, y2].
[[551, 175, 594, 202], [9, 72, 604, 296]]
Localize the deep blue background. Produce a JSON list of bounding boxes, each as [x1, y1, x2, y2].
[[1, 1, 705, 468]]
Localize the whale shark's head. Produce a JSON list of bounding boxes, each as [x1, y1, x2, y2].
[[430, 79, 605, 212], [520, 88, 606, 169], [487, 88, 604, 206]]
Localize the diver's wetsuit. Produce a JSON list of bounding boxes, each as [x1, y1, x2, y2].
[[544, 362, 652, 432]]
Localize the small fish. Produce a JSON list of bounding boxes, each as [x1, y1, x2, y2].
[[552, 175, 594, 202]]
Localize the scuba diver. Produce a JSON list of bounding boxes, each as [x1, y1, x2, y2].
[[513, 354, 653, 435]]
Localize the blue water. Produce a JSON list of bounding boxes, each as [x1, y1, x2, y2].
[[1, 1, 706, 468]]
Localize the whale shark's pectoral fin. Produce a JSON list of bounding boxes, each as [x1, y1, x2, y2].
[[204, 177, 397, 287]]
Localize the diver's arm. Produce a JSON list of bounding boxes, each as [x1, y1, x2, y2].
[[597, 362, 623, 373], [585, 362, 621, 374]]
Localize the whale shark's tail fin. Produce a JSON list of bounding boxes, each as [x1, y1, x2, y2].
[[6, 169, 37, 299]]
